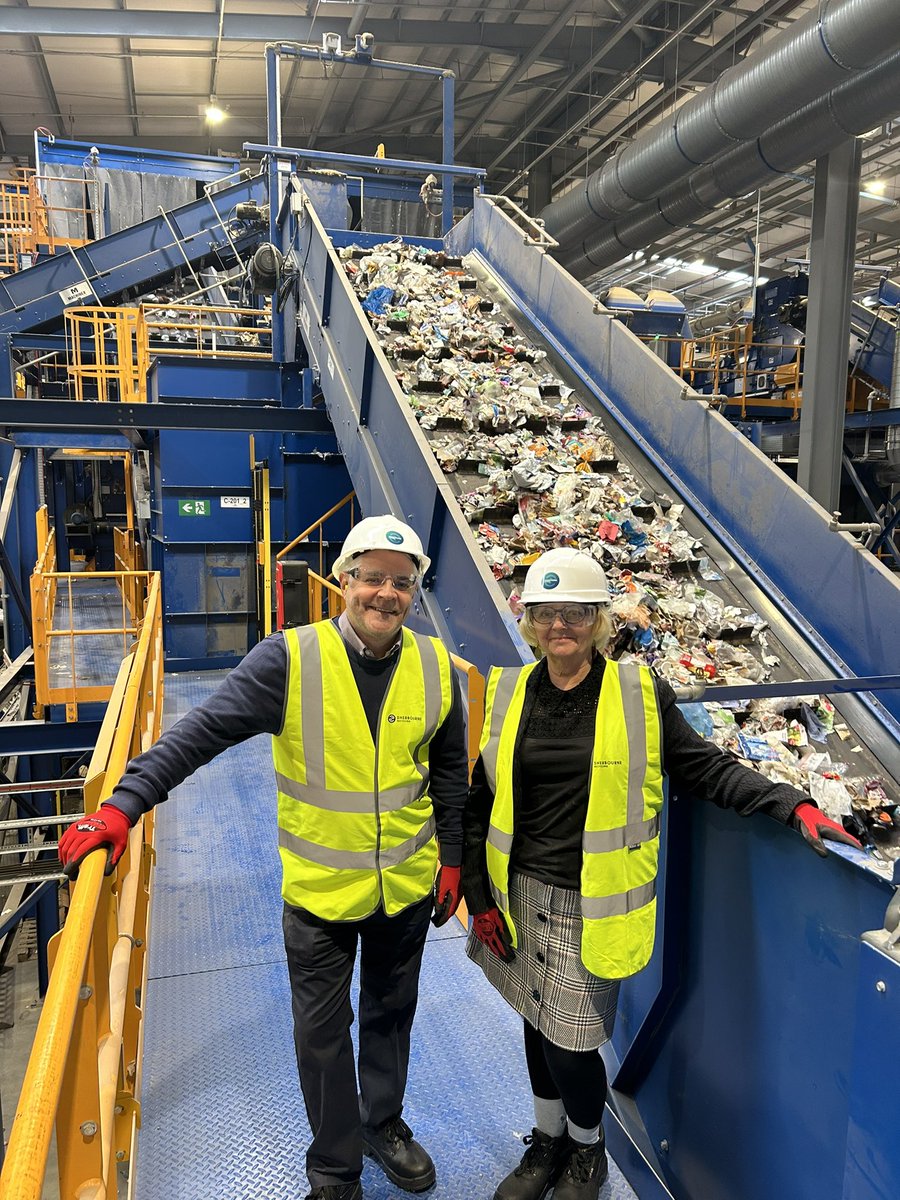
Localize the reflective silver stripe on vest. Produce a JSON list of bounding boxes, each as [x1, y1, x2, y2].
[[583, 816, 659, 853], [490, 882, 510, 913], [481, 668, 520, 790], [276, 772, 425, 813], [581, 879, 656, 919], [411, 634, 444, 778], [618, 661, 649, 827], [279, 815, 436, 871], [486, 823, 514, 855], [296, 624, 327, 789], [380, 815, 437, 867], [279, 826, 378, 870]]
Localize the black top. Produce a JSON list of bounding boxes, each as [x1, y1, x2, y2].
[[461, 655, 806, 911], [109, 623, 469, 865]]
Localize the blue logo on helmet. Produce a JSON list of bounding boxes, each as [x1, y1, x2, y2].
[[542, 572, 560, 589], [385, 530, 404, 545]]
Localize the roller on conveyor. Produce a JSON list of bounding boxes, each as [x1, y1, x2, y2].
[[289, 180, 900, 1200]]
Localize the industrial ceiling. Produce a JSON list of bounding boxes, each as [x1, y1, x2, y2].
[[0, 0, 896, 308]]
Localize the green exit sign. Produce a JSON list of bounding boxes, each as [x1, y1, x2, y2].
[[178, 499, 210, 517]]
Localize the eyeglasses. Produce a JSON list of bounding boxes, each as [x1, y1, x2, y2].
[[347, 568, 418, 592], [529, 603, 596, 626]]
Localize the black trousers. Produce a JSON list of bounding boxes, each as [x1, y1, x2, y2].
[[282, 895, 433, 1189]]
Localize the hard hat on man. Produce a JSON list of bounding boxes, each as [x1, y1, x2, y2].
[[332, 515, 431, 578]]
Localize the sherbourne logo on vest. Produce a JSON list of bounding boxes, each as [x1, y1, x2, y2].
[[387, 714, 418, 724], [593, 758, 623, 768], [542, 571, 560, 589], [386, 530, 404, 545]]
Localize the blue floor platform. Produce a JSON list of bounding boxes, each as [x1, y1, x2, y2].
[[49, 578, 137, 689], [136, 672, 637, 1200]]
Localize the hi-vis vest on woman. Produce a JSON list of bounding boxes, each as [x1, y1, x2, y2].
[[273, 621, 453, 921], [481, 659, 664, 980]]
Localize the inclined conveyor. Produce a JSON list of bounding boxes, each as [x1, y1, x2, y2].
[[289, 182, 900, 1200]]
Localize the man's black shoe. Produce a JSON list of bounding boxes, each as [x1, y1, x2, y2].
[[552, 1134, 609, 1199], [304, 1184, 363, 1200], [362, 1115, 436, 1192], [492, 1127, 568, 1200]]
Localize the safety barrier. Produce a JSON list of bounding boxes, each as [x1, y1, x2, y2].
[[141, 303, 271, 358], [64, 308, 149, 406], [0, 573, 163, 1200], [31, 507, 152, 721], [0, 169, 90, 273], [277, 491, 357, 622]]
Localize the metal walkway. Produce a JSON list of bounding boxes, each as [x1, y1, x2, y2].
[[136, 672, 638, 1200]]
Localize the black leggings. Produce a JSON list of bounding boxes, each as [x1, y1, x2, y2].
[[523, 1020, 608, 1130]]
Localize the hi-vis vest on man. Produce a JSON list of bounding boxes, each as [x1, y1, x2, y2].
[[481, 659, 664, 980], [273, 621, 453, 920]]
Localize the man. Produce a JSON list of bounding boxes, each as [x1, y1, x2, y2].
[[60, 515, 468, 1200]]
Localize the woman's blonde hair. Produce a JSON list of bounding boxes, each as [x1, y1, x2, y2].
[[519, 605, 613, 655]]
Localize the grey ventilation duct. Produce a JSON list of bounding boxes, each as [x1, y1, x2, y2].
[[560, 48, 900, 279], [541, 0, 900, 253]]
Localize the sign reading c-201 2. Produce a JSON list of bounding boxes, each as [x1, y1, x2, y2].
[[178, 499, 211, 517]]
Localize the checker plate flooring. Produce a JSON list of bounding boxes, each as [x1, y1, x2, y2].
[[136, 671, 637, 1200]]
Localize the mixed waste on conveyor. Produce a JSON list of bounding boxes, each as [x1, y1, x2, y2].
[[340, 240, 898, 870]]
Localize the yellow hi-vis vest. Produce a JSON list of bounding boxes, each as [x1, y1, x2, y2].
[[480, 658, 664, 980], [273, 620, 453, 920]]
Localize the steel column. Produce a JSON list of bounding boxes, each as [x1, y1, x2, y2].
[[797, 139, 862, 511], [527, 157, 553, 217], [441, 71, 455, 237]]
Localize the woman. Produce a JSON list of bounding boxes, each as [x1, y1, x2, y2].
[[463, 547, 858, 1200]]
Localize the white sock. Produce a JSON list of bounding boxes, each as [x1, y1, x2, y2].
[[533, 1096, 566, 1138], [567, 1119, 601, 1145]]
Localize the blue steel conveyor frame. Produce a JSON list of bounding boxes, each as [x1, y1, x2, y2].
[[289, 181, 900, 1200]]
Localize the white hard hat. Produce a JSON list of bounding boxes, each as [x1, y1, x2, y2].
[[521, 547, 610, 605], [331, 515, 431, 578]]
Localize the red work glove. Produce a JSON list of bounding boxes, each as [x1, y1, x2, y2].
[[792, 801, 862, 858], [431, 864, 462, 927], [58, 803, 133, 879], [472, 907, 515, 962]]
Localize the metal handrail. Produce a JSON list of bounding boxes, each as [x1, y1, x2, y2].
[[0, 573, 163, 1200], [277, 490, 356, 578]]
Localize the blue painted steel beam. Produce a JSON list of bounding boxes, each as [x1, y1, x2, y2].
[[35, 135, 238, 181], [0, 721, 102, 755], [0, 173, 266, 335], [0, 399, 332, 434]]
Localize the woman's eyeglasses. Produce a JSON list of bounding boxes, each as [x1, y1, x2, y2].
[[347, 568, 418, 592], [529, 603, 596, 626]]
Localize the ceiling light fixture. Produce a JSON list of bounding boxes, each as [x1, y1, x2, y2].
[[205, 97, 226, 125]]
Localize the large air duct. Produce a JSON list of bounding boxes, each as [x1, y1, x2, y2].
[[542, 0, 900, 253], [560, 48, 900, 279]]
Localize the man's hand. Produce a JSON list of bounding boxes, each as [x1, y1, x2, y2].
[[792, 801, 862, 858], [58, 803, 133, 879], [472, 907, 515, 962], [431, 865, 462, 927]]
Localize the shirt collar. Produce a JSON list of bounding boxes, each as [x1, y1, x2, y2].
[[337, 610, 402, 659]]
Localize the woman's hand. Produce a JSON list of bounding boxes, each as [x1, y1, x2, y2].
[[472, 907, 516, 962]]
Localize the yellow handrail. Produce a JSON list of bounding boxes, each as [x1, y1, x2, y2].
[[0, 573, 163, 1200], [277, 491, 356, 579]]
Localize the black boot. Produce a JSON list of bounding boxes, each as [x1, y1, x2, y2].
[[304, 1184, 363, 1200], [361, 1115, 436, 1192], [492, 1128, 568, 1200], [552, 1134, 609, 1199]]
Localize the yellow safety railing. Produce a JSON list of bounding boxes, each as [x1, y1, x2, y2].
[[0, 169, 90, 273], [31, 507, 151, 721], [65, 308, 149, 405], [278, 492, 357, 622], [142, 304, 270, 357], [0, 573, 163, 1200]]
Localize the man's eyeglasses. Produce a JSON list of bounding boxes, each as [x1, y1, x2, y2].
[[529, 603, 596, 627], [347, 568, 418, 592]]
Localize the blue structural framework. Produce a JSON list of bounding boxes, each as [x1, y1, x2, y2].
[[137, 674, 640, 1200]]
